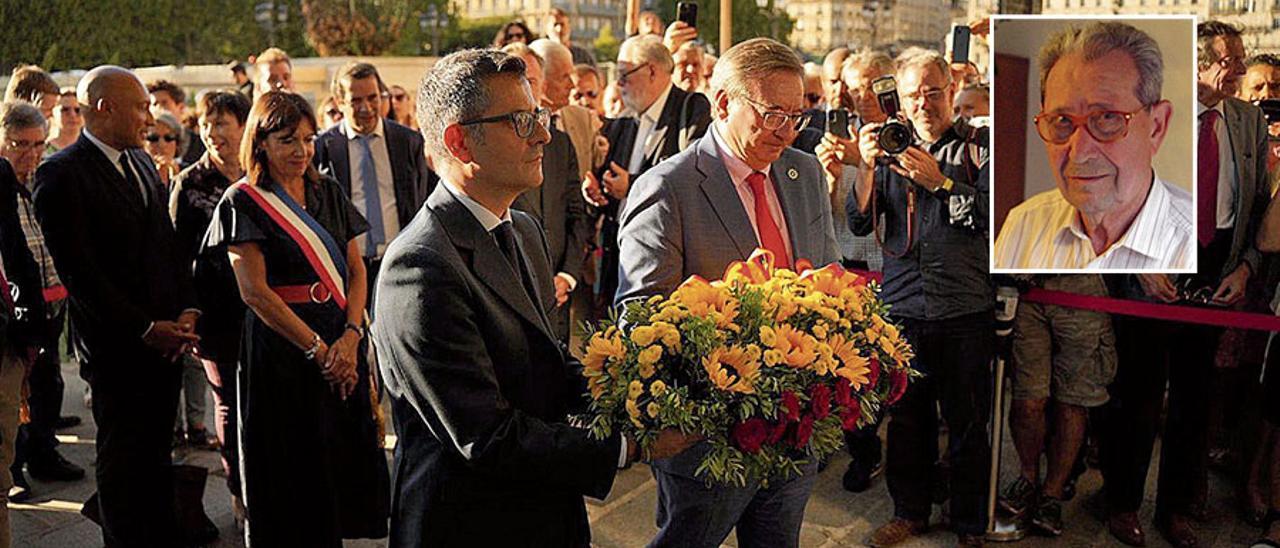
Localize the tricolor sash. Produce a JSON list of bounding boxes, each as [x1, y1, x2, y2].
[[233, 181, 349, 310]]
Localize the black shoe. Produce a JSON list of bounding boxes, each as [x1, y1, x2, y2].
[[9, 469, 31, 503], [998, 476, 1038, 518], [54, 415, 81, 429], [27, 451, 85, 482], [1031, 496, 1064, 537]]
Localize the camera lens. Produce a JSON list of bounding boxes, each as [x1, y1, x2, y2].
[[877, 121, 912, 155]]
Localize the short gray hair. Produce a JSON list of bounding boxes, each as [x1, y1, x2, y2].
[[416, 49, 527, 162], [501, 42, 543, 71], [618, 35, 674, 75], [709, 37, 804, 100], [529, 39, 572, 73], [0, 101, 48, 139], [895, 47, 951, 86], [1198, 21, 1242, 71], [1038, 21, 1163, 106], [843, 49, 895, 79]]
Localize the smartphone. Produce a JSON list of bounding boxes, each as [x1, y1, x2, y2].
[[951, 25, 971, 65], [677, 2, 698, 29], [827, 109, 850, 139]]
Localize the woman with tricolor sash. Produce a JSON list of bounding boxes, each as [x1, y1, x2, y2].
[[202, 91, 389, 547]]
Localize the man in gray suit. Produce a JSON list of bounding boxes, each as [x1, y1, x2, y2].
[[373, 49, 697, 548], [616, 38, 839, 548]]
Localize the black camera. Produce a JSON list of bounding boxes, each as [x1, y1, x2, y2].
[[871, 76, 915, 159], [1256, 98, 1280, 125]]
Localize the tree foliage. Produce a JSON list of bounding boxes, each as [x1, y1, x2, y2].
[[593, 23, 621, 65], [0, 0, 313, 73], [653, 0, 794, 54], [300, 0, 414, 56]]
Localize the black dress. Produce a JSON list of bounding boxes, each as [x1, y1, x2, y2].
[[205, 175, 389, 547]]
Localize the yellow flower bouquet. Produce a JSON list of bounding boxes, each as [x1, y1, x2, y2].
[[580, 249, 919, 486]]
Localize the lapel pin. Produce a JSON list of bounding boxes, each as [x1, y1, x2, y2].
[[787, 167, 799, 180]]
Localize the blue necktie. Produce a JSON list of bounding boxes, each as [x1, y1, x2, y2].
[[357, 134, 385, 258]]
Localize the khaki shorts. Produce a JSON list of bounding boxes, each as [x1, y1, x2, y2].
[[1011, 275, 1117, 407]]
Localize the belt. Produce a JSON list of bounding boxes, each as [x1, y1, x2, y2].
[[271, 282, 331, 304]]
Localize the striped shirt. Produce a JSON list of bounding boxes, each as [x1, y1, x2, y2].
[[13, 182, 62, 291], [993, 175, 1194, 271]]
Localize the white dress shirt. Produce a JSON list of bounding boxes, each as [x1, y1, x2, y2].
[[83, 129, 148, 206], [708, 124, 794, 260], [441, 180, 628, 471], [1197, 100, 1238, 229], [993, 174, 1194, 271], [343, 118, 400, 259], [627, 83, 674, 175]]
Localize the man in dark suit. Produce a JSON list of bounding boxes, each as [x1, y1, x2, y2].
[[0, 157, 49, 546], [506, 44, 593, 343], [34, 66, 200, 547], [616, 38, 839, 548], [373, 49, 696, 548], [313, 61, 436, 305], [585, 34, 713, 318]]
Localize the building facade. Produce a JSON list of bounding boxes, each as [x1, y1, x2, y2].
[[452, 0, 626, 49]]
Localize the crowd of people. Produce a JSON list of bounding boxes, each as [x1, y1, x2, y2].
[[0, 8, 1277, 548]]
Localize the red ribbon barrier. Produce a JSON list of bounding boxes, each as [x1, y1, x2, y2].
[[847, 269, 1280, 332]]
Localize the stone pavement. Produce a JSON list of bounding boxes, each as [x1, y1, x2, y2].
[[11, 360, 1269, 547]]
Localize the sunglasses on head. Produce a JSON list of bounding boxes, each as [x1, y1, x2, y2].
[[145, 134, 178, 143]]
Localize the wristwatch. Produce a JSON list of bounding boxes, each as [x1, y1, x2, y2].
[[344, 322, 365, 339], [936, 177, 955, 193], [303, 333, 323, 360]]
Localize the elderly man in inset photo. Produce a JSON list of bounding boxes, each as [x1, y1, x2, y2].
[[993, 22, 1192, 271]]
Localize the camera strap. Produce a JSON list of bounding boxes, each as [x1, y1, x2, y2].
[[871, 168, 916, 259]]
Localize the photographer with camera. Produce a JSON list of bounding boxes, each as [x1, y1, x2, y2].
[[1240, 53, 1280, 191], [845, 48, 993, 548]]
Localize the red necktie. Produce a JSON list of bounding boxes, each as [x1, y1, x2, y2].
[[1198, 109, 1220, 247], [745, 171, 791, 268]]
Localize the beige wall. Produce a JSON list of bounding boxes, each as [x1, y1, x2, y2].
[[993, 16, 1196, 200]]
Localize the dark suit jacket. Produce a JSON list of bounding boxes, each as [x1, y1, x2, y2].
[[33, 134, 196, 372], [313, 119, 436, 232], [1216, 97, 1269, 281], [0, 158, 48, 354], [513, 127, 591, 282], [372, 183, 619, 548], [600, 84, 712, 178]]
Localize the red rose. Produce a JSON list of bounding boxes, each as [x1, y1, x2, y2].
[[867, 356, 881, 388], [886, 369, 909, 405], [766, 420, 789, 444], [834, 378, 852, 407], [810, 384, 832, 420], [780, 390, 801, 422], [792, 414, 815, 449], [731, 418, 770, 454], [841, 399, 862, 430]]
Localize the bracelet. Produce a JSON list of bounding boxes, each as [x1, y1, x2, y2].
[[344, 322, 364, 339], [303, 333, 322, 360]]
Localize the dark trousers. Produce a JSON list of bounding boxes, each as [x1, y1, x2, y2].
[[201, 358, 240, 498], [886, 312, 994, 534], [1100, 315, 1216, 516], [91, 353, 182, 547], [14, 301, 67, 468], [365, 257, 382, 320]]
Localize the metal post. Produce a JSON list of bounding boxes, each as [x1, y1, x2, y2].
[[720, 0, 733, 56], [986, 354, 1026, 541]]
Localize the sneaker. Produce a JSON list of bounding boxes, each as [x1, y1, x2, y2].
[[998, 476, 1038, 518], [8, 469, 31, 503], [1030, 496, 1064, 537]]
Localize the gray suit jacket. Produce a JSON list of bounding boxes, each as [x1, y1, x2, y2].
[[373, 183, 618, 547], [616, 128, 840, 307], [512, 128, 590, 283], [1218, 97, 1269, 280]]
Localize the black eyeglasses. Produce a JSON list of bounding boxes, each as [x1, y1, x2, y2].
[[325, 109, 342, 118], [572, 90, 599, 99], [618, 62, 652, 84], [145, 134, 178, 143], [736, 95, 809, 131], [459, 107, 550, 139], [391, 93, 407, 101]]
